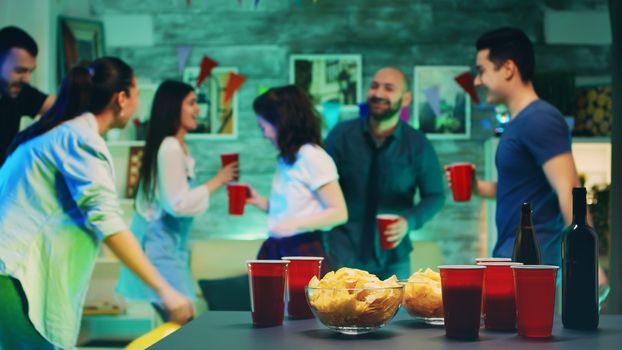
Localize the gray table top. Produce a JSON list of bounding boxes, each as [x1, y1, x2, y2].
[[151, 311, 622, 350]]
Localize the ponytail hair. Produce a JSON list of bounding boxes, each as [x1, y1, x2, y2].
[[5, 56, 134, 157]]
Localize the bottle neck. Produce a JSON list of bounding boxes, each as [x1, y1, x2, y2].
[[520, 204, 533, 229], [572, 188, 587, 226]]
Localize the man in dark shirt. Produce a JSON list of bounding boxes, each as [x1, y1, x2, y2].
[[324, 67, 445, 279], [470, 27, 580, 267], [0, 26, 54, 164]]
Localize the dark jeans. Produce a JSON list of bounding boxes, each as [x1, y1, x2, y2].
[[257, 231, 333, 276], [0, 275, 54, 350]]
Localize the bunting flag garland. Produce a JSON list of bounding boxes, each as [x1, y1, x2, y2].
[[454, 71, 480, 104], [358, 102, 369, 118], [257, 85, 269, 95], [176, 46, 192, 73], [197, 55, 219, 88], [399, 106, 410, 123], [223, 72, 247, 103], [424, 85, 441, 118]]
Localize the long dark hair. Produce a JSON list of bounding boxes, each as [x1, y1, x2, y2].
[[6, 57, 134, 156], [252, 85, 322, 165], [139, 80, 194, 202]]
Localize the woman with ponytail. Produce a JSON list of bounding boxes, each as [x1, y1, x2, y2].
[[247, 85, 348, 274], [116, 80, 237, 320], [0, 57, 193, 350]]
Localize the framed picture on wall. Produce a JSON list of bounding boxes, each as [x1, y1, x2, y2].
[[413, 66, 471, 140], [58, 16, 105, 85], [182, 66, 239, 139], [289, 54, 362, 111]]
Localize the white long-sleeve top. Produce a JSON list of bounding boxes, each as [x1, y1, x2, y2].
[[0, 113, 127, 349], [135, 137, 209, 220]]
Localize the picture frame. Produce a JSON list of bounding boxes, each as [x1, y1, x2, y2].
[[57, 16, 105, 85], [413, 66, 471, 140], [182, 67, 239, 140], [289, 54, 362, 111]]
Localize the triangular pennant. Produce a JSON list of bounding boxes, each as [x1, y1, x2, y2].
[[186, 0, 191, 7], [454, 71, 480, 104], [238, 0, 243, 7], [255, 0, 261, 7], [223, 72, 247, 103], [257, 85, 269, 96], [321, 101, 341, 130], [424, 85, 441, 118], [399, 106, 410, 123], [196, 55, 218, 88], [176, 45, 192, 74], [358, 102, 369, 118]]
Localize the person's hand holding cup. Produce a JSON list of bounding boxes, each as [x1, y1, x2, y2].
[[220, 153, 240, 181], [217, 161, 239, 186], [445, 163, 476, 202], [226, 183, 250, 215], [376, 214, 408, 249]]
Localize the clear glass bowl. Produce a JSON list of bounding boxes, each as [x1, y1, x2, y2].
[[401, 281, 444, 326], [305, 285, 404, 334]]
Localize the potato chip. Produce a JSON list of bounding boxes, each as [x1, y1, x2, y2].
[[306, 267, 403, 328], [402, 268, 444, 318]]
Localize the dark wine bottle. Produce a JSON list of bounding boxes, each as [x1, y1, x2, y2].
[[562, 187, 599, 330], [512, 202, 542, 265]]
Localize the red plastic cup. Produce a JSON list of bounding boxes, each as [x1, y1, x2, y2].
[[281, 256, 323, 319], [376, 214, 400, 249], [475, 258, 515, 318], [247, 260, 290, 327], [479, 262, 523, 331], [512, 265, 559, 338], [227, 183, 250, 215], [221, 153, 239, 181], [439, 265, 486, 338], [447, 163, 474, 202]]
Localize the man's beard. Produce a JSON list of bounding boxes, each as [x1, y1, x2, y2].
[[368, 96, 402, 122]]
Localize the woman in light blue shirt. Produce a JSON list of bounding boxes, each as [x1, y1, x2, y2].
[[0, 58, 193, 350], [116, 80, 237, 320]]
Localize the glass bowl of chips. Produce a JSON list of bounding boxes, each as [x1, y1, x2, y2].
[[401, 268, 444, 326], [305, 268, 404, 335]]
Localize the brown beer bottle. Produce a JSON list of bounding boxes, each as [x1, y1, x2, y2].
[[512, 202, 542, 265]]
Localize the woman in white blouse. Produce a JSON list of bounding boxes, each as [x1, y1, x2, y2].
[[0, 58, 193, 350], [247, 85, 348, 274], [116, 80, 237, 320]]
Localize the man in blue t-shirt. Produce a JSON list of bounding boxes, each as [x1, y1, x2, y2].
[[469, 27, 580, 267]]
